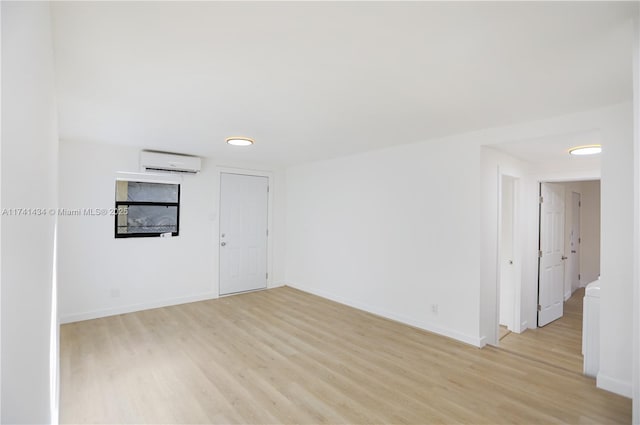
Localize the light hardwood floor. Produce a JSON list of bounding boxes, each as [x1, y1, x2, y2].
[[60, 286, 630, 424], [499, 288, 585, 375], [498, 325, 511, 341]]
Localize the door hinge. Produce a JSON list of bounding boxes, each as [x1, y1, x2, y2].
[[579, 201, 582, 207], [537, 304, 542, 312], [267, 185, 270, 193], [539, 196, 544, 204], [266, 229, 269, 236], [579, 274, 581, 280], [266, 272, 268, 279], [579, 237, 581, 244], [538, 250, 543, 258]]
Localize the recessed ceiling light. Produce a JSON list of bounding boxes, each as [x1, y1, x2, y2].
[[226, 136, 254, 147], [569, 145, 601, 156]]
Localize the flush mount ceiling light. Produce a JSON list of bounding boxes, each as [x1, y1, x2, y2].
[[226, 136, 254, 147], [569, 145, 601, 156]]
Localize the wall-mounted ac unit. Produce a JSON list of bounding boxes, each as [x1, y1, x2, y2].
[[140, 151, 201, 174]]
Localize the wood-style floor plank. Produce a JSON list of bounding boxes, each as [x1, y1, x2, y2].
[[499, 288, 586, 375], [60, 286, 631, 424]]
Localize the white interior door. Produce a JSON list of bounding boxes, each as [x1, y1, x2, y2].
[[219, 173, 269, 296], [538, 182, 566, 327], [570, 192, 581, 293], [499, 176, 515, 330]]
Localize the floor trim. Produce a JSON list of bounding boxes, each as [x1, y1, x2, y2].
[[287, 283, 483, 347], [60, 291, 217, 324], [597, 373, 633, 398]]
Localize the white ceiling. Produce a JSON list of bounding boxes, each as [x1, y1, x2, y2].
[[51, 1, 637, 166], [491, 129, 602, 171]]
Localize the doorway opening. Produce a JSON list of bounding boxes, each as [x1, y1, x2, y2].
[[536, 180, 600, 327], [498, 178, 601, 375]]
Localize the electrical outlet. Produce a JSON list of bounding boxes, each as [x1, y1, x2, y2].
[[431, 304, 438, 315]]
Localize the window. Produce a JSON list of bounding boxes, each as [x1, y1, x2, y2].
[[115, 180, 180, 238]]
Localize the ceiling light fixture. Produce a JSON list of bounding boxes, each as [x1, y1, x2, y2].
[[569, 145, 601, 156], [226, 136, 254, 147]]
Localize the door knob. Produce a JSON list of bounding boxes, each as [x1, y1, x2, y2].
[[221, 242, 226, 247], [571, 250, 576, 254], [561, 255, 568, 260]]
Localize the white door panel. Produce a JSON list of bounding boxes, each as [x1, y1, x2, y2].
[[499, 176, 516, 330], [219, 173, 268, 295], [538, 183, 565, 327]]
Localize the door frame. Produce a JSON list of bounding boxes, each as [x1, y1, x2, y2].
[[526, 173, 599, 331], [489, 170, 600, 346], [216, 167, 274, 297], [495, 172, 522, 345]]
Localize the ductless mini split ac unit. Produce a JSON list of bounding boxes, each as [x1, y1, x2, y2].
[[139, 151, 202, 174]]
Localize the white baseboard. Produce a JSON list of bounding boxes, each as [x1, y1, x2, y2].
[[597, 372, 633, 398], [287, 283, 484, 348], [515, 320, 528, 334], [60, 292, 218, 324], [564, 291, 571, 301], [268, 280, 287, 289]]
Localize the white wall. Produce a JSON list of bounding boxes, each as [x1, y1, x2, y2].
[[286, 139, 483, 346], [598, 103, 635, 398], [632, 9, 639, 423], [1, 4, 4, 418], [1, 2, 59, 423], [57, 141, 286, 322]]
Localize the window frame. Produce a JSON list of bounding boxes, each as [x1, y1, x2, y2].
[[114, 181, 181, 239]]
